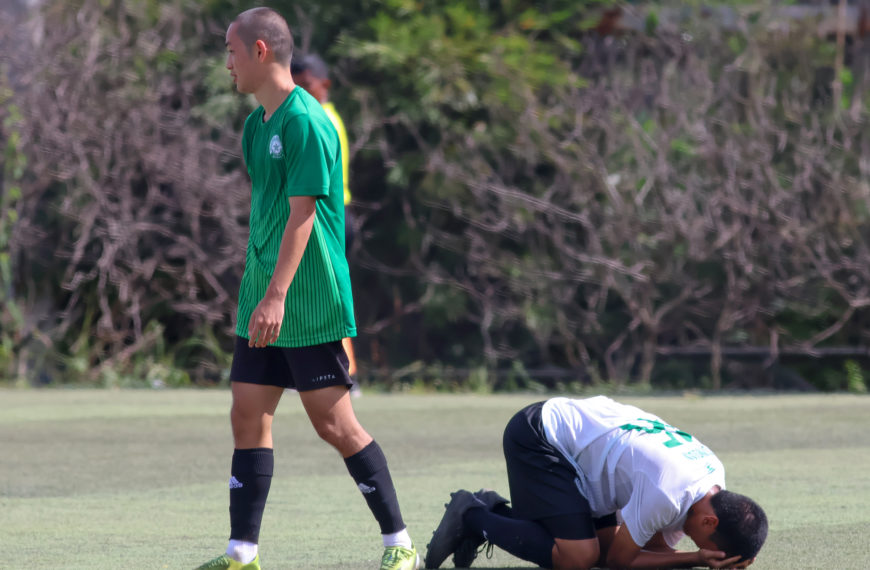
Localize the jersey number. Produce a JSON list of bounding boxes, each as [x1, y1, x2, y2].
[[619, 419, 694, 448]]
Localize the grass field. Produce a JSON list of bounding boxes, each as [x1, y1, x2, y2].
[[1, 389, 869, 569]]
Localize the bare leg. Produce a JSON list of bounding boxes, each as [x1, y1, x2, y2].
[[552, 536, 601, 569], [298, 384, 371, 456], [225, 382, 285, 556], [230, 382, 284, 449], [300, 385, 407, 539]]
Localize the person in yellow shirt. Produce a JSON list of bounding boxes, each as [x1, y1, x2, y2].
[[291, 53, 361, 396]]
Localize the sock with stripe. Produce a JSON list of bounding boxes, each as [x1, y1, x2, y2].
[[344, 440, 406, 535], [228, 448, 274, 544]]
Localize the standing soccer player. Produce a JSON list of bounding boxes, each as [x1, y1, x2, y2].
[[196, 8, 419, 570]]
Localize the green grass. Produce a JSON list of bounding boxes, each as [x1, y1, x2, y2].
[[1, 390, 869, 569]]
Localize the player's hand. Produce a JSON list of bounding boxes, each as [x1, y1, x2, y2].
[[698, 549, 745, 568], [247, 294, 285, 347]]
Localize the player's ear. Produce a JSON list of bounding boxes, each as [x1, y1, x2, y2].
[[255, 39, 268, 61], [323, 78, 332, 91], [703, 514, 719, 530]]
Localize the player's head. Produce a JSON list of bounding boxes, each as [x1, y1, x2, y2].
[[709, 491, 768, 562], [225, 7, 294, 94], [684, 489, 768, 562], [291, 53, 331, 103]]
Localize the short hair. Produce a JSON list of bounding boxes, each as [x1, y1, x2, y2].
[[233, 7, 293, 64], [710, 491, 769, 561], [290, 53, 330, 79]]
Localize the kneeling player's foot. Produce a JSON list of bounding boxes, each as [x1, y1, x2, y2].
[[193, 554, 260, 570], [472, 488, 509, 512], [453, 539, 494, 569], [451, 489, 510, 568], [424, 490, 486, 568], [380, 544, 421, 570]]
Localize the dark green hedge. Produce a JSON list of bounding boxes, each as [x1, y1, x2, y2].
[[1, 0, 868, 391]]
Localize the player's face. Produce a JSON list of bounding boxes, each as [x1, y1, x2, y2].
[[683, 509, 719, 551], [686, 528, 718, 551], [225, 23, 259, 94]]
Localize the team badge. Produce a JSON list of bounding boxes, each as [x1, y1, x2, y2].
[[269, 134, 283, 158]]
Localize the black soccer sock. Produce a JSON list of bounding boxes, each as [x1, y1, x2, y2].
[[344, 440, 405, 534], [229, 448, 274, 543], [464, 507, 555, 568]]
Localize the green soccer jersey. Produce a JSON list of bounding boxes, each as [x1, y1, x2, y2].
[[235, 87, 356, 347]]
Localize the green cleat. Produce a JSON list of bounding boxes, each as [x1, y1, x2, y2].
[[193, 554, 260, 570], [380, 544, 421, 570]]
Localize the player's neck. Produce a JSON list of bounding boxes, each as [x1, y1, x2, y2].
[[256, 70, 296, 121], [688, 485, 721, 517]]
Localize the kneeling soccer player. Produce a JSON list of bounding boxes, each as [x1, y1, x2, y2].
[[425, 396, 767, 569]]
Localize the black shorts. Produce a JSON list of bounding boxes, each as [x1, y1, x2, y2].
[[503, 402, 618, 540], [229, 336, 353, 392]]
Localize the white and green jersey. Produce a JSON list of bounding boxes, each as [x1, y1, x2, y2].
[[236, 87, 356, 347], [541, 396, 726, 549]]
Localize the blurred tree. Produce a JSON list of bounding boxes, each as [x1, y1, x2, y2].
[[337, 0, 870, 389], [4, 0, 253, 384], [3, 0, 869, 390]]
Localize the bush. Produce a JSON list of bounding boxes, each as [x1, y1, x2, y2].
[[3, 1, 869, 389]]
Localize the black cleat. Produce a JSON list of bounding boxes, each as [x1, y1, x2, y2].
[[451, 489, 509, 568], [424, 490, 486, 568]]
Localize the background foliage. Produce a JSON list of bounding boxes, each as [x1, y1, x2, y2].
[[2, 0, 870, 390]]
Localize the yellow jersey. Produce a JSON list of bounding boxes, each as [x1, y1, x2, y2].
[[322, 102, 351, 206]]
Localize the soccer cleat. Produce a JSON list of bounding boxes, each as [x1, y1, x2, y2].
[[452, 489, 510, 568], [423, 490, 486, 569], [453, 540, 493, 569], [474, 488, 509, 510], [380, 544, 421, 570], [193, 554, 260, 570]]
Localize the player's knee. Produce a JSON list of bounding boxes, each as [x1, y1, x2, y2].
[[311, 417, 368, 456], [552, 541, 599, 570], [311, 420, 335, 442], [229, 402, 251, 427], [230, 404, 269, 439], [311, 416, 342, 444]]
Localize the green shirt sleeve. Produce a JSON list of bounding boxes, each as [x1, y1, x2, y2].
[[282, 114, 333, 199]]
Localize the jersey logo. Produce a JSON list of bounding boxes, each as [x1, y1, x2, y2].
[[619, 418, 694, 448], [269, 134, 283, 158]]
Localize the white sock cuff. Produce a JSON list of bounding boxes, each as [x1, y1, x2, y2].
[[227, 539, 258, 564], [382, 527, 413, 548]]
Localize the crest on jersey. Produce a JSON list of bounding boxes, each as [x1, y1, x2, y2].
[[269, 134, 283, 158]]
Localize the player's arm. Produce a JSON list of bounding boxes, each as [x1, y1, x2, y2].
[[642, 531, 675, 552], [247, 195, 317, 347], [606, 525, 743, 569]]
